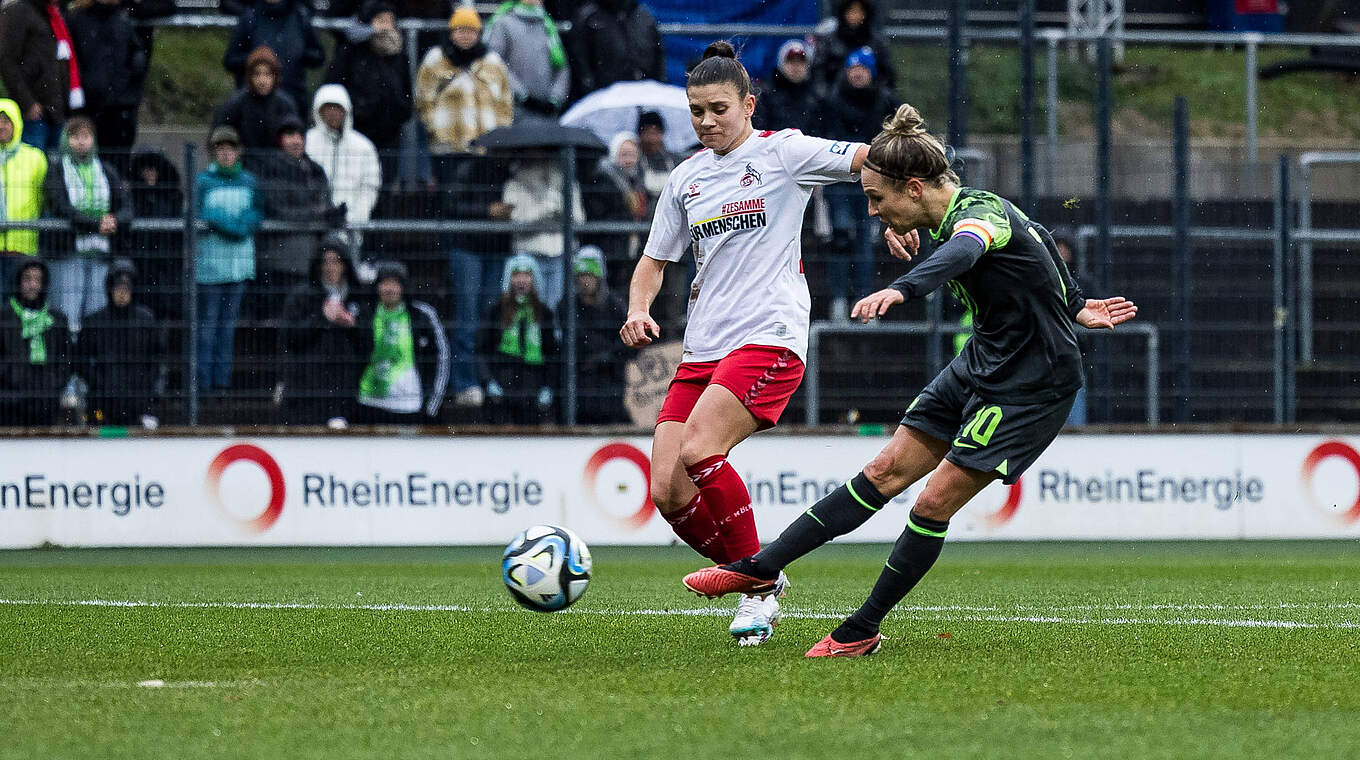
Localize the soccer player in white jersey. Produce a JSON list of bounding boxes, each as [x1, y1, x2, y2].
[[618, 40, 919, 645]]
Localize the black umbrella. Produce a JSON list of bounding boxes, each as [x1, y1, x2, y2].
[[472, 122, 608, 154]]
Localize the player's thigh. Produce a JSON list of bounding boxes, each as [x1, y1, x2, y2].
[[650, 420, 697, 513], [678, 383, 760, 467], [912, 458, 998, 523], [863, 424, 950, 498]]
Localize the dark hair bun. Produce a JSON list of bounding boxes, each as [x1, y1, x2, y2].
[[703, 40, 738, 60]]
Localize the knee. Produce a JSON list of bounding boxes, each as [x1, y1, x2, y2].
[[910, 489, 955, 523], [650, 477, 690, 515], [677, 428, 720, 471], [862, 454, 909, 497]]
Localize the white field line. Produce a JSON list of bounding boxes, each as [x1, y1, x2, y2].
[[1, 598, 1358, 630]]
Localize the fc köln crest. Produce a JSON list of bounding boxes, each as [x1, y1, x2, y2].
[[739, 163, 762, 188]]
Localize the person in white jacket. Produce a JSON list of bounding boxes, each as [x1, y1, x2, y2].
[[501, 154, 584, 309], [306, 83, 381, 269]]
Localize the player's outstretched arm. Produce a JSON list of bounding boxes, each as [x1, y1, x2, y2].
[[621, 255, 667, 347], [1076, 296, 1138, 330], [851, 288, 906, 323]]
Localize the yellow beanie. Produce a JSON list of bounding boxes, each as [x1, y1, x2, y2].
[[448, 6, 482, 30]]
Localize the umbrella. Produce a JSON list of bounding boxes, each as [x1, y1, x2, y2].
[[472, 121, 608, 153], [559, 80, 698, 155]]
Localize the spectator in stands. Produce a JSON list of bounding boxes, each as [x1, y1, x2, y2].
[[127, 149, 183, 318], [213, 46, 302, 169], [0, 259, 70, 426], [442, 152, 512, 410], [482, 253, 557, 425], [570, 245, 628, 424], [582, 132, 645, 290], [259, 115, 344, 308], [306, 84, 381, 258], [501, 152, 585, 309], [195, 125, 262, 391], [811, 0, 896, 96], [78, 258, 165, 428], [323, 0, 412, 182], [223, 0, 325, 118], [356, 259, 449, 424], [42, 115, 131, 333], [820, 46, 896, 319], [327, 0, 451, 53], [120, 0, 175, 75], [415, 5, 513, 155], [0, 100, 49, 302], [65, 0, 149, 162], [635, 110, 680, 214], [281, 236, 364, 426], [0, 0, 75, 151], [484, 0, 571, 121], [756, 39, 822, 133], [565, 0, 665, 102]]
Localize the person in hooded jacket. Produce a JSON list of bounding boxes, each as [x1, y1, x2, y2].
[[306, 84, 381, 258], [811, 0, 896, 96], [755, 39, 822, 134], [323, 0, 412, 180], [64, 0, 149, 161], [0, 258, 70, 426], [0, 99, 49, 302], [570, 245, 628, 424], [481, 253, 557, 425], [213, 45, 302, 169], [820, 46, 897, 318], [42, 115, 132, 333], [127, 149, 183, 319], [355, 260, 449, 424], [581, 131, 645, 291], [223, 0, 325, 117], [77, 258, 166, 428], [280, 236, 364, 425]]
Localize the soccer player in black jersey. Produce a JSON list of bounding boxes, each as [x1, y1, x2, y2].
[[684, 103, 1139, 657]]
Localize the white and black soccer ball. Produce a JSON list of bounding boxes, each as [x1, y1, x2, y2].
[[501, 525, 592, 612]]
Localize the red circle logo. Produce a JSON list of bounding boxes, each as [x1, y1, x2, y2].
[[582, 442, 655, 530], [205, 444, 286, 533], [981, 478, 1024, 529], [1301, 440, 1360, 524]]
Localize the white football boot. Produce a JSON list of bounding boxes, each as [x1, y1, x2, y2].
[[729, 571, 789, 645]]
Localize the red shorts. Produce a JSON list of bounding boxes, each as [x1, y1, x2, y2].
[[657, 345, 806, 430]]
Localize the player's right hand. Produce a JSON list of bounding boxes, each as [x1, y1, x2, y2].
[[620, 311, 660, 348], [851, 288, 905, 322]]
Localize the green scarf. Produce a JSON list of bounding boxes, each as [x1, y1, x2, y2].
[[491, 1, 567, 70], [10, 297, 53, 364], [210, 161, 242, 179], [496, 299, 543, 365], [360, 303, 414, 399]]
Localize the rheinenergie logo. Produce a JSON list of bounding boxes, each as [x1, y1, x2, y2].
[[582, 442, 655, 530], [205, 443, 286, 533], [1301, 440, 1360, 525]]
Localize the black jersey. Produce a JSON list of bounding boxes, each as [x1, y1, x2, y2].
[[888, 187, 1086, 404]]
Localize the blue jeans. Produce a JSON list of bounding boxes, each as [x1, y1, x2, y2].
[[825, 183, 878, 302], [22, 118, 61, 152], [196, 281, 245, 390], [527, 252, 565, 311], [448, 247, 497, 393], [47, 257, 109, 333]]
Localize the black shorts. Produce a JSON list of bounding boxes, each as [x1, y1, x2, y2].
[[900, 361, 1076, 485]]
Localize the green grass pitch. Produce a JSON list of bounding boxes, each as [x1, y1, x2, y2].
[[2, 542, 1358, 759]]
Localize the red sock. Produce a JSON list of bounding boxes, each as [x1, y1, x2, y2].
[[660, 492, 726, 563], [685, 455, 760, 564]]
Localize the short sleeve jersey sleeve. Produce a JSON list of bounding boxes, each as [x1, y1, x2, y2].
[[774, 132, 863, 186], [642, 173, 689, 262]]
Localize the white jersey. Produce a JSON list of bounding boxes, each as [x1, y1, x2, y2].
[[643, 129, 864, 363]]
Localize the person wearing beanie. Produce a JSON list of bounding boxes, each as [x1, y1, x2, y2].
[[280, 236, 364, 426], [194, 124, 261, 391], [355, 260, 450, 423], [481, 253, 558, 425], [42, 115, 132, 333], [323, 0, 412, 172], [756, 38, 823, 134], [820, 44, 897, 318], [415, 4, 512, 154], [0, 99, 50, 301], [77, 258, 166, 428], [811, 0, 896, 96], [223, 0, 325, 118], [212, 45, 303, 167], [570, 245, 629, 424], [0, 259, 71, 425], [483, 0, 570, 121]]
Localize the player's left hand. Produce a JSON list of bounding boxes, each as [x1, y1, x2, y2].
[[884, 227, 920, 261], [1076, 296, 1138, 329], [851, 288, 905, 322]]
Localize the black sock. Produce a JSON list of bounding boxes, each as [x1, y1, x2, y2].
[[751, 472, 890, 574], [832, 509, 949, 643]]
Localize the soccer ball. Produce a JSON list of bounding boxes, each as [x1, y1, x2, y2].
[[501, 525, 592, 612]]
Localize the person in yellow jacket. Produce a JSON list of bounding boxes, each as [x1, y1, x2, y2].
[[414, 6, 512, 155], [0, 99, 49, 300]]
